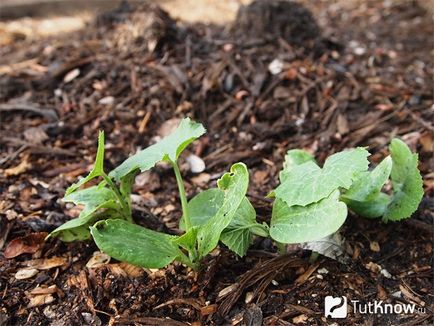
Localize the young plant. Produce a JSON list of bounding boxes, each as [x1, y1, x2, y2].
[[268, 139, 424, 245], [49, 118, 266, 269]]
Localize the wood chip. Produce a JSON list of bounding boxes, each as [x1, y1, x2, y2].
[[119, 262, 145, 278], [30, 285, 58, 295], [4, 158, 32, 177], [27, 294, 55, 308], [15, 268, 39, 280], [86, 251, 111, 269], [25, 257, 67, 270]]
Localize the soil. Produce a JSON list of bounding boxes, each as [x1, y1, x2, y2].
[[0, 1, 433, 325]]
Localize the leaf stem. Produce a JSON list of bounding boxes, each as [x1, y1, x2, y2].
[[171, 161, 191, 231], [102, 173, 132, 222]]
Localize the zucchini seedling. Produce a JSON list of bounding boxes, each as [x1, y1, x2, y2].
[[49, 118, 267, 269], [268, 139, 424, 245]]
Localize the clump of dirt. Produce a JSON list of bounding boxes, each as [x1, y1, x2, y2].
[[95, 2, 179, 54], [233, 0, 320, 46]]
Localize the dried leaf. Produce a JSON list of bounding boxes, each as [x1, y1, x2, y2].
[[4, 232, 47, 258]]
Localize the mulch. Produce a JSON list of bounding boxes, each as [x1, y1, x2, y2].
[[0, 1, 432, 325]]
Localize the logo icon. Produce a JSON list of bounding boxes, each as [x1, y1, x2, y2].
[[325, 296, 347, 318]]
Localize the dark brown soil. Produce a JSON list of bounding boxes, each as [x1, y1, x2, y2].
[[0, 1, 433, 325]]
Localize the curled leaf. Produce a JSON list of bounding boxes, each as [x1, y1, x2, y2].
[[196, 163, 250, 258], [66, 131, 105, 195], [383, 139, 423, 221]]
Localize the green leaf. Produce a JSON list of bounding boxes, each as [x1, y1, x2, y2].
[[109, 118, 206, 180], [119, 171, 136, 214], [48, 186, 119, 241], [343, 156, 392, 202], [280, 149, 316, 182], [344, 192, 390, 219], [90, 219, 182, 268], [196, 163, 249, 259], [179, 188, 224, 229], [270, 190, 347, 244], [342, 156, 392, 218], [383, 139, 423, 221], [172, 227, 199, 262], [274, 148, 370, 207], [181, 187, 267, 257], [66, 131, 106, 195], [49, 210, 118, 242], [64, 185, 118, 217]]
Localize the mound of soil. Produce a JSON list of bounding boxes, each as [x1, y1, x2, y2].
[[233, 0, 320, 46]]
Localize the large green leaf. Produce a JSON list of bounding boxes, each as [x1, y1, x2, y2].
[[274, 148, 370, 207], [66, 131, 106, 195], [109, 118, 206, 180], [90, 219, 182, 268], [180, 188, 268, 256], [196, 163, 250, 258], [49, 186, 119, 241], [270, 190, 347, 244], [280, 149, 316, 182], [383, 139, 423, 221]]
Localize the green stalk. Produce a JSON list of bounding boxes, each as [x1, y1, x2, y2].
[[176, 252, 198, 270], [102, 174, 132, 222], [171, 160, 191, 230], [309, 251, 319, 264], [276, 242, 287, 255]]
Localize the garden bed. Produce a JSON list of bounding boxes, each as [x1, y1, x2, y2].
[[0, 1, 432, 325]]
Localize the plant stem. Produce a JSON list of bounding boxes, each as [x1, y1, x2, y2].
[[176, 252, 198, 270], [309, 251, 319, 264], [102, 174, 132, 222], [171, 161, 191, 230], [276, 242, 287, 255]]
